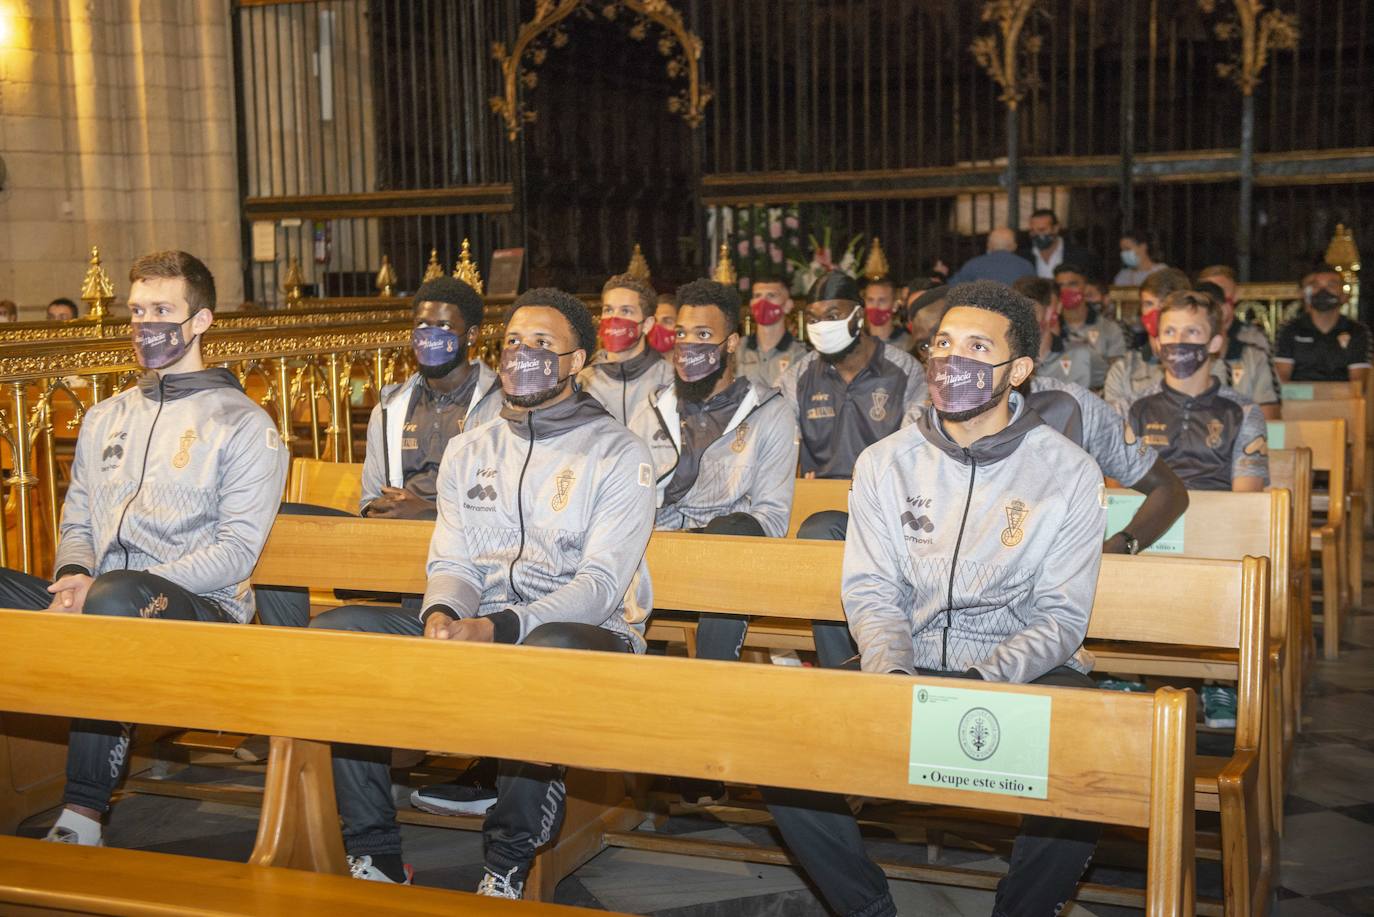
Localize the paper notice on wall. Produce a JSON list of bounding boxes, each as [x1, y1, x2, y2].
[[251, 222, 276, 263]]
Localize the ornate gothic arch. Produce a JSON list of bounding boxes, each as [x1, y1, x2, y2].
[[489, 0, 712, 141]]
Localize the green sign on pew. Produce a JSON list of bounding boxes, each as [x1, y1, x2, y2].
[[1281, 383, 1315, 401], [908, 685, 1051, 800], [1267, 422, 1286, 449], [1105, 493, 1185, 554]]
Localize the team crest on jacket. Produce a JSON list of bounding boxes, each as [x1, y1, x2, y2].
[[1205, 418, 1224, 449], [1001, 499, 1028, 547], [731, 423, 749, 454], [869, 388, 890, 422], [1059, 357, 1072, 374], [1339, 332, 1352, 350], [551, 469, 576, 511], [1231, 365, 1245, 387], [1087, 329, 1100, 345], [172, 429, 197, 469]]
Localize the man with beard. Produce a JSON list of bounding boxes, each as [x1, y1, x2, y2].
[[311, 288, 655, 894], [577, 273, 674, 424], [767, 280, 1107, 917], [629, 277, 799, 655], [1275, 264, 1371, 384], [255, 276, 502, 625]]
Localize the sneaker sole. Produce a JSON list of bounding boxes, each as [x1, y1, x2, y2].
[[1204, 718, 1237, 729], [410, 794, 498, 817]]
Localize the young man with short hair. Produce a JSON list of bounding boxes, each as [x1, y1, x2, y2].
[[736, 273, 808, 387], [629, 278, 799, 680], [769, 280, 1107, 917], [0, 251, 289, 847], [1053, 263, 1127, 387], [576, 274, 675, 425], [861, 276, 911, 350], [314, 289, 656, 897], [1274, 265, 1372, 385], [46, 297, 79, 321], [1195, 279, 1280, 418], [1103, 267, 1205, 415], [1196, 264, 1270, 353], [1018, 208, 1102, 281], [1015, 275, 1094, 390], [648, 292, 678, 353]]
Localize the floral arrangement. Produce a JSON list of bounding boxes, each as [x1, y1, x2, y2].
[[711, 205, 865, 296]]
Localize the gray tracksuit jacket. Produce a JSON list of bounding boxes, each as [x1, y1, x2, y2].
[[576, 347, 675, 426], [422, 392, 656, 651], [54, 369, 289, 624], [844, 394, 1106, 681], [361, 364, 503, 511], [628, 379, 800, 536]]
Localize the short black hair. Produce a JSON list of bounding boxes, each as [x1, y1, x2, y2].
[[1308, 263, 1342, 280], [414, 276, 485, 331], [1029, 208, 1059, 225], [1012, 276, 1056, 309], [808, 270, 861, 305], [508, 287, 597, 356], [675, 278, 741, 336], [750, 269, 790, 289], [944, 280, 1040, 362], [909, 284, 948, 315], [1195, 280, 1227, 305], [1052, 263, 1087, 280], [49, 297, 79, 311]]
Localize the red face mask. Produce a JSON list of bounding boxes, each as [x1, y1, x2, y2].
[[1141, 307, 1161, 339], [647, 322, 677, 353], [750, 297, 784, 327], [599, 316, 641, 353], [865, 307, 893, 328], [1058, 286, 1085, 311]]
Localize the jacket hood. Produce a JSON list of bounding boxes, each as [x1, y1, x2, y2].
[[914, 391, 1046, 465], [137, 367, 244, 403], [501, 390, 612, 440]]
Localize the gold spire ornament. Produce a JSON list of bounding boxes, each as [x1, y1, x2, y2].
[[422, 248, 445, 283], [1325, 223, 1362, 317], [282, 257, 305, 308], [862, 236, 891, 281], [712, 242, 736, 286], [375, 255, 398, 297], [452, 238, 485, 294], [626, 243, 651, 283], [79, 245, 115, 322]]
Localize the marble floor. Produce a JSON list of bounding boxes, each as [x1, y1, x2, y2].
[[20, 605, 1374, 916]]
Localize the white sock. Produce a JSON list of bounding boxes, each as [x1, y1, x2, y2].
[[52, 808, 102, 845]]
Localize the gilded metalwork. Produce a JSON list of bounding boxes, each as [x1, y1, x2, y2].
[[626, 243, 651, 282], [1324, 224, 1362, 321], [375, 255, 399, 297], [490, 0, 711, 141], [711, 242, 736, 286], [423, 248, 446, 283], [282, 257, 305, 308], [969, 0, 1044, 111], [78, 246, 116, 324], [1199, 0, 1300, 96], [862, 238, 891, 282], [452, 238, 485, 294]]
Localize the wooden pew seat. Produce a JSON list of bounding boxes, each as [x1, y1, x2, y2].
[[0, 835, 587, 916]]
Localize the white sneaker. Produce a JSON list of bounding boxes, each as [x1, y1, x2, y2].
[[347, 855, 413, 884], [43, 825, 103, 846], [476, 866, 524, 899]]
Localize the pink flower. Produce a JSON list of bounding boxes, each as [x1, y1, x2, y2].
[[769, 221, 783, 239], [753, 234, 766, 249], [738, 276, 750, 290], [784, 215, 799, 229], [737, 241, 750, 256], [769, 244, 784, 264]]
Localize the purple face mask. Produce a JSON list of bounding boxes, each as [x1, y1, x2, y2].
[[413, 325, 462, 367], [674, 342, 724, 383], [132, 315, 197, 370], [499, 343, 572, 398], [1158, 342, 1210, 379], [926, 354, 1012, 414]]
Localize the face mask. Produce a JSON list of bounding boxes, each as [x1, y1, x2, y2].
[[1120, 249, 1140, 269], [1058, 287, 1084, 311], [1309, 289, 1342, 313], [1030, 233, 1056, 251], [412, 325, 462, 367], [132, 314, 199, 370], [1141, 308, 1161, 339], [926, 354, 1013, 415], [1158, 342, 1210, 379], [750, 297, 784, 327], [865, 306, 893, 328], [499, 343, 573, 398], [647, 323, 677, 353], [808, 306, 861, 355], [599, 316, 641, 353], [675, 341, 725, 383]]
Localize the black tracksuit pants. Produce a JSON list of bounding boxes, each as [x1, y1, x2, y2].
[[0, 567, 229, 813], [767, 665, 1102, 917]]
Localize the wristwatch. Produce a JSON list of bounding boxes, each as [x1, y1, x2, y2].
[[1119, 530, 1140, 555]]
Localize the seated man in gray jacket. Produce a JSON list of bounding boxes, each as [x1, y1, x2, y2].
[[255, 276, 501, 629], [312, 288, 656, 897], [0, 250, 288, 848], [767, 281, 1107, 917], [629, 279, 799, 653], [576, 273, 674, 425]]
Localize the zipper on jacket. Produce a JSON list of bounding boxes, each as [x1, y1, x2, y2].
[[507, 412, 536, 603], [115, 375, 168, 570], [941, 449, 978, 671]]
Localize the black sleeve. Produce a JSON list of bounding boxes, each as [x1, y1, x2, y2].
[[1274, 321, 1296, 360]]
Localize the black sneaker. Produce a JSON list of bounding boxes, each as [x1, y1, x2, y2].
[[410, 759, 498, 816]]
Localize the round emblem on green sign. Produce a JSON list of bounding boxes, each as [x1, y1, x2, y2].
[[958, 707, 1000, 761]]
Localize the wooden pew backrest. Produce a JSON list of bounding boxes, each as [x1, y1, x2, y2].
[[288, 458, 362, 514], [787, 478, 851, 536]]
